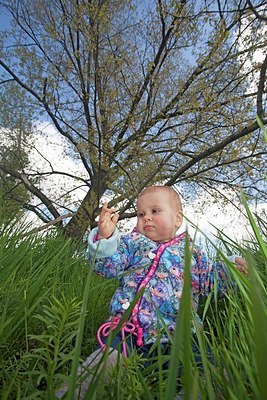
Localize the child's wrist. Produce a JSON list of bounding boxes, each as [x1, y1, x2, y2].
[[96, 231, 114, 240]]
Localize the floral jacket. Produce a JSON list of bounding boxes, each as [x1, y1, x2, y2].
[[87, 228, 229, 345]]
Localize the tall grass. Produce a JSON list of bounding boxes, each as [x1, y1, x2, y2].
[[0, 220, 117, 398], [0, 197, 266, 399]]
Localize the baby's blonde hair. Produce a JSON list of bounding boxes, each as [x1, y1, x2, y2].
[[138, 185, 182, 212]]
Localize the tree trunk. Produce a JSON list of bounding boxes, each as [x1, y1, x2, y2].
[[62, 187, 102, 241]]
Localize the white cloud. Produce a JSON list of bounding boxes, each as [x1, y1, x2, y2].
[[27, 122, 87, 210], [181, 190, 266, 245]]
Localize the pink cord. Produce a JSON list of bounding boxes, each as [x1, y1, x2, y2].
[[131, 233, 186, 346], [97, 316, 136, 357]]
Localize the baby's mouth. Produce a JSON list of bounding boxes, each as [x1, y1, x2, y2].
[[144, 225, 154, 230]]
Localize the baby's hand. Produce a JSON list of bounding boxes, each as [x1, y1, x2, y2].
[[97, 202, 120, 239], [235, 257, 248, 276]]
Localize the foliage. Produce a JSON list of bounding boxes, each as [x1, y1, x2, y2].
[[0, 0, 266, 239]]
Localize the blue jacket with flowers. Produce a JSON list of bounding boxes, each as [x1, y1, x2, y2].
[[87, 227, 229, 344]]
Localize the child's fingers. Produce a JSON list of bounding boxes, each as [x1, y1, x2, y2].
[[111, 212, 120, 224], [99, 203, 111, 219], [235, 257, 248, 276], [235, 257, 247, 267], [237, 264, 248, 276], [101, 202, 116, 214], [99, 202, 118, 226], [100, 201, 110, 214]]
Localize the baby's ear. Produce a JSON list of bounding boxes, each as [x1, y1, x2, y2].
[[175, 210, 183, 229]]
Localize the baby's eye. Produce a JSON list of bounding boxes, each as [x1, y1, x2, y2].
[[152, 209, 160, 214], [137, 212, 144, 217]]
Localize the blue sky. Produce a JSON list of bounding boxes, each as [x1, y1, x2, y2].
[[0, 6, 11, 29]]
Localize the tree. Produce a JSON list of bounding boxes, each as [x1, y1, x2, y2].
[[0, 0, 266, 240], [0, 83, 33, 222]]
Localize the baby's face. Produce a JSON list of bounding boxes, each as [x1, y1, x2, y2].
[[136, 190, 182, 242]]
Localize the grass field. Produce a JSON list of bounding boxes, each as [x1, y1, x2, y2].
[[0, 198, 266, 399]]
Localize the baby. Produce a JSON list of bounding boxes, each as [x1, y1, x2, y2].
[[57, 185, 247, 398], [88, 185, 246, 351]]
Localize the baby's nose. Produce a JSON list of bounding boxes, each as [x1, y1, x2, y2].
[[144, 214, 152, 221]]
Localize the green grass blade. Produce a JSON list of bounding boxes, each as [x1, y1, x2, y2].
[[256, 114, 267, 142], [164, 232, 192, 400], [247, 252, 267, 399], [241, 191, 267, 259]]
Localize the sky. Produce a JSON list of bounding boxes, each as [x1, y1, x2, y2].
[[0, 6, 11, 29]]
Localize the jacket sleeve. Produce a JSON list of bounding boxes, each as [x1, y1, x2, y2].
[[87, 227, 131, 278], [191, 246, 230, 297]]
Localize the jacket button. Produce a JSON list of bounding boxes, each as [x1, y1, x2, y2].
[[148, 251, 156, 259]]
